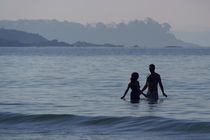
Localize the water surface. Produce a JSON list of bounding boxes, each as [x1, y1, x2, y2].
[[0, 47, 210, 139]]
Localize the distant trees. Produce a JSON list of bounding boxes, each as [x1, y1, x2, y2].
[[0, 18, 197, 47]]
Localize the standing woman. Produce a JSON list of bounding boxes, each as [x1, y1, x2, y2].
[[121, 72, 147, 102]]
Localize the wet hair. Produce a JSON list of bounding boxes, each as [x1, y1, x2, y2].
[[131, 72, 139, 82]]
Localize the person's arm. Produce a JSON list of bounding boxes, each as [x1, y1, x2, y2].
[[121, 83, 130, 99], [141, 78, 148, 92], [140, 90, 148, 98], [137, 81, 147, 98], [159, 76, 167, 97]]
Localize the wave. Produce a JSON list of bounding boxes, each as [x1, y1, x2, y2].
[[0, 112, 210, 135]]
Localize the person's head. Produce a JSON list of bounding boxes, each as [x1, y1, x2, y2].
[[130, 72, 139, 82], [149, 64, 155, 73]]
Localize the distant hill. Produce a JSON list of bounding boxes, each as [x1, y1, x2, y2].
[[0, 19, 199, 48], [0, 28, 70, 46], [72, 41, 124, 47], [0, 38, 26, 46]]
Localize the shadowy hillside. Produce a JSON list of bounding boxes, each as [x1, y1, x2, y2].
[[0, 28, 70, 46]]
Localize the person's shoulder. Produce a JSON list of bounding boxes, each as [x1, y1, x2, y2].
[[146, 74, 151, 78], [155, 72, 160, 76], [132, 81, 140, 87], [154, 73, 161, 79], [131, 81, 139, 84]]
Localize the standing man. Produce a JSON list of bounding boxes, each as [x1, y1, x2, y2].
[[142, 64, 167, 100]]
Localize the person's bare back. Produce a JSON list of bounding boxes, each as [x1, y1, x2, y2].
[[142, 64, 167, 100], [147, 72, 160, 93]]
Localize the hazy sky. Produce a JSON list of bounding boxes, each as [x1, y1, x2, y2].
[[0, 0, 210, 45], [0, 0, 209, 29]]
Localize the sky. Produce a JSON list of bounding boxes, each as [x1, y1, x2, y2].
[[0, 0, 210, 46]]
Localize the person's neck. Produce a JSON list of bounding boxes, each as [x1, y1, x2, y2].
[[150, 71, 155, 74]]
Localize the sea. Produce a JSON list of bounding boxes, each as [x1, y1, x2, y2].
[[0, 46, 210, 140]]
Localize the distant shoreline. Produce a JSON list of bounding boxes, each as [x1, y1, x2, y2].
[[165, 46, 183, 49], [0, 19, 201, 48], [1, 45, 209, 49]]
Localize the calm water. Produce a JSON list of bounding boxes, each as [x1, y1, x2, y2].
[[0, 47, 210, 140]]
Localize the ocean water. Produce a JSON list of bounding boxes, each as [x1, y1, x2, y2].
[[0, 47, 210, 140]]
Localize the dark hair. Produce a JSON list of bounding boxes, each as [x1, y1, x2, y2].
[[131, 72, 139, 82], [149, 64, 155, 70]]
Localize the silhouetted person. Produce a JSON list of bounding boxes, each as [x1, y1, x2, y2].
[[121, 72, 147, 103], [142, 64, 167, 100]]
